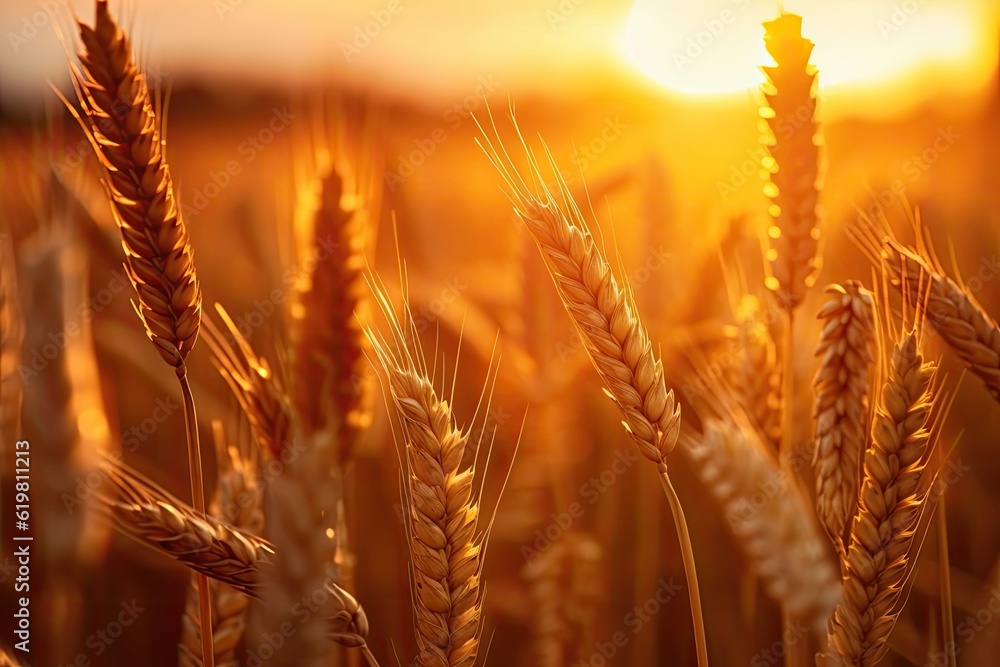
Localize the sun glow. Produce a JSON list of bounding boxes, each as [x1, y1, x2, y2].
[[624, 0, 996, 114]]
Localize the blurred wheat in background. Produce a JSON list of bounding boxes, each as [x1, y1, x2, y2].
[[1, 0, 999, 666]]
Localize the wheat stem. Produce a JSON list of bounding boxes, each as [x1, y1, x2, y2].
[[658, 469, 708, 667], [178, 370, 214, 667], [937, 492, 956, 667]]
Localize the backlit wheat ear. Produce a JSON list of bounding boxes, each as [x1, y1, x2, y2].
[[94, 455, 274, 597], [477, 112, 707, 667], [824, 332, 942, 665], [364, 278, 488, 667], [293, 157, 375, 462], [477, 119, 679, 468], [885, 238, 1000, 402], [684, 418, 840, 630], [71, 0, 201, 369], [179, 426, 264, 667], [760, 13, 822, 311], [812, 281, 877, 554]]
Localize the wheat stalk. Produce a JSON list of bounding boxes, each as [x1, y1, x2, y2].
[[293, 157, 374, 462], [684, 417, 840, 631], [179, 425, 264, 667], [813, 281, 877, 555], [364, 278, 489, 667], [824, 331, 941, 666], [477, 114, 707, 666], [69, 3, 211, 659], [93, 455, 274, 597], [760, 13, 822, 312]]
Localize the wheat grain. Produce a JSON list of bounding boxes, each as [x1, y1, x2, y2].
[[684, 417, 840, 630], [179, 426, 264, 667], [823, 331, 940, 665], [760, 13, 822, 311], [812, 282, 877, 554], [365, 281, 486, 667], [72, 0, 201, 369], [94, 455, 273, 597]]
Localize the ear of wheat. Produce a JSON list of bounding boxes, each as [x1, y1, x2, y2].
[[684, 417, 840, 630], [812, 282, 877, 554], [0, 645, 23, 667], [179, 426, 264, 667], [293, 158, 374, 463], [94, 455, 274, 597], [824, 331, 941, 665], [364, 278, 487, 667], [72, 0, 201, 370], [760, 13, 822, 311], [477, 114, 707, 666], [887, 239, 999, 402]]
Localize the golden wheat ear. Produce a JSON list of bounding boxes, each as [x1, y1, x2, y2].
[[760, 12, 822, 312], [93, 454, 274, 597], [823, 326, 946, 665], [70, 0, 201, 370], [812, 281, 877, 556], [362, 269, 499, 667], [476, 108, 708, 667]]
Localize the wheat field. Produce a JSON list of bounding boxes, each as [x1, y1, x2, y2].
[[1, 1, 999, 665]]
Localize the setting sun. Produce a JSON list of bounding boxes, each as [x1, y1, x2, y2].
[[624, 0, 996, 113]]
